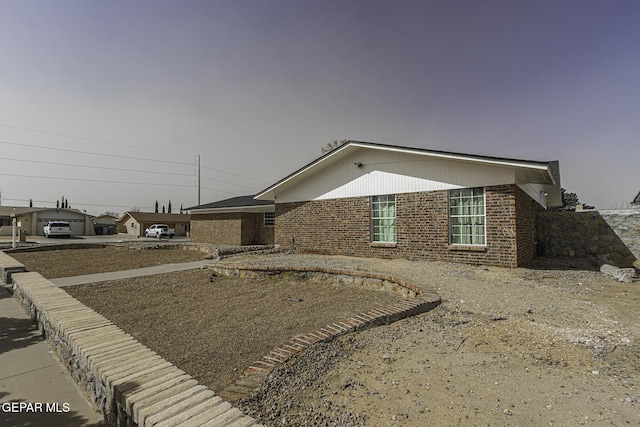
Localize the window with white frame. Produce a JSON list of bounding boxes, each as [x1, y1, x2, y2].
[[371, 194, 396, 243], [263, 212, 275, 226], [449, 187, 485, 245]]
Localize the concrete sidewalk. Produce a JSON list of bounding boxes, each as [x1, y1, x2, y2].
[[51, 261, 212, 287], [0, 287, 106, 427]]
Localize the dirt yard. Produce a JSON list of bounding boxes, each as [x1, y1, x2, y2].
[[10, 247, 640, 426], [231, 254, 640, 426], [11, 247, 403, 394], [10, 246, 206, 278]]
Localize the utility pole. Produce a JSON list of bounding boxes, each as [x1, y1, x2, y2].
[[197, 154, 201, 206]]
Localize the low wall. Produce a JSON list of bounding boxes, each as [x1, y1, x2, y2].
[[536, 210, 639, 267], [3, 242, 214, 255], [210, 263, 441, 401], [11, 270, 261, 427], [599, 210, 640, 260]]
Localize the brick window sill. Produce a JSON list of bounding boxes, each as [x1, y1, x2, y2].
[[447, 244, 487, 252], [370, 242, 397, 248]]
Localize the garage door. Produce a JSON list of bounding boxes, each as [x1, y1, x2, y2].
[[37, 218, 85, 236]]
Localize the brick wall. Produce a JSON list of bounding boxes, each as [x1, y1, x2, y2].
[[191, 213, 243, 245], [190, 212, 274, 245], [515, 186, 538, 266], [241, 213, 274, 245], [275, 184, 533, 267]]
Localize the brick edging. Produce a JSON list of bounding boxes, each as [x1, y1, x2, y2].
[[210, 264, 441, 401], [11, 270, 262, 427]]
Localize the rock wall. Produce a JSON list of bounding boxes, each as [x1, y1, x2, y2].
[[536, 209, 639, 267]]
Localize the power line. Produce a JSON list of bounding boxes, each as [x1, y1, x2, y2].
[[200, 164, 271, 184], [0, 156, 196, 177], [1, 155, 264, 191], [0, 172, 195, 188], [0, 123, 281, 181], [0, 123, 193, 158], [200, 174, 259, 190], [200, 186, 241, 196], [0, 139, 194, 166], [0, 138, 278, 185], [1, 197, 153, 211], [200, 155, 281, 180]]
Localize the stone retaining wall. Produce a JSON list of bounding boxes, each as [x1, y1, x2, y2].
[[11, 270, 261, 427], [209, 263, 441, 401], [536, 210, 639, 267], [599, 210, 640, 260]]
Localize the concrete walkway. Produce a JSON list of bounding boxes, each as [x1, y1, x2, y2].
[[0, 287, 106, 427], [51, 261, 212, 287]]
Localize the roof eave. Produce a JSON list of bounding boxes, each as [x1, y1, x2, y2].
[[255, 141, 557, 200]]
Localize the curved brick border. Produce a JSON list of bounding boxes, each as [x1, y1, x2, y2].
[[10, 270, 262, 427], [209, 264, 441, 401]]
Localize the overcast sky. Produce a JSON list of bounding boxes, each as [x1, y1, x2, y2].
[[1, 0, 638, 215]]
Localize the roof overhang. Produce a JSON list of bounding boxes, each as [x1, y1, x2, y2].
[[255, 141, 560, 201], [190, 204, 274, 214]]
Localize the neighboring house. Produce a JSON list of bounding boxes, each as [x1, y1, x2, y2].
[[116, 212, 191, 237], [253, 140, 562, 268], [187, 195, 275, 246], [0, 207, 94, 236], [92, 215, 118, 235]]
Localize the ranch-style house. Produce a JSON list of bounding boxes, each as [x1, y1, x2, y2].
[[192, 141, 562, 268]]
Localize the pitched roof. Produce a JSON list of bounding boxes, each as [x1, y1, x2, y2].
[[187, 195, 273, 211], [187, 195, 274, 213], [255, 140, 561, 204], [120, 212, 191, 223], [0, 207, 86, 217]]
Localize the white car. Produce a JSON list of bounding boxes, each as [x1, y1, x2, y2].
[[43, 221, 71, 238], [145, 224, 175, 238]]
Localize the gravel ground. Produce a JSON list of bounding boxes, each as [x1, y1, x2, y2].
[[228, 254, 639, 427], [10, 248, 640, 426]]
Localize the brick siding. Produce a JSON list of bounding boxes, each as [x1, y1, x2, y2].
[[191, 212, 273, 245], [515, 186, 538, 266], [275, 184, 537, 268]]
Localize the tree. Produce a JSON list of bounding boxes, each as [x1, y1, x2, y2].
[[180, 203, 184, 212], [552, 188, 595, 211], [56, 200, 59, 209], [130, 207, 141, 212], [29, 198, 33, 207], [162, 205, 166, 214], [154, 200, 159, 213], [168, 200, 172, 214], [321, 139, 348, 154], [100, 211, 120, 218]]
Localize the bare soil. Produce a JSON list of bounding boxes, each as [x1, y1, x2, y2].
[[12, 247, 402, 394], [231, 254, 640, 427], [10, 246, 205, 278], [10, 248, 640, 426]]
